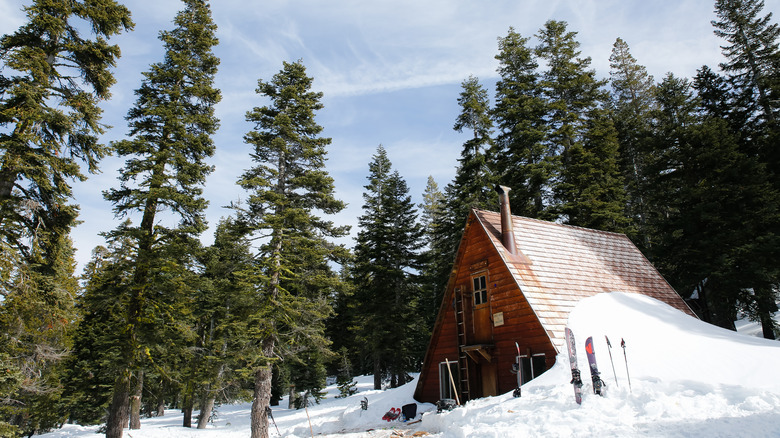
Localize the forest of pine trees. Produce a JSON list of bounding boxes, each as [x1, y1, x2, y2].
[[1, 0, 779, 437]]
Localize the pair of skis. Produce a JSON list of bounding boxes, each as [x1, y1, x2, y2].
[[565, 328, 622, 404]]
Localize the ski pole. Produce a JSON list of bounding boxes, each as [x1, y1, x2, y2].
[[265, 406, 281, 437], [605, 336, 619, 387], [621, 338, 632, 393]]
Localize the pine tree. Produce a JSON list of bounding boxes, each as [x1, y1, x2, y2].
[[0, 0, 133, 265], [352, 146, 424, 390], [557, 107, 631, 232], [191, 217, 255, 428], [535, 20, 627, 229], [419, 76, 497, 334], [236, 60, 347, 438], [608, 37, 657, 242], [452, 75, 496, 210], [100, 1, 220, 435], [418, 176, 446, 330], [63, 229, 136, 426], [711, 0, 780, 338], [334, 348, 358, 398], [491, 28, 551, 217], [713, 0, 780, 131], [0, 4, 132, 433], [646, 73, 778, 333], [0, 232, 79, 435]]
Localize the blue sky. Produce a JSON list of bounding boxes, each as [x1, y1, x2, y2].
[[2, 0, 778, 272]]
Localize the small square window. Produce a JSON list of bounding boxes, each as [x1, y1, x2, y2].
[[472, 275, 487, 306]]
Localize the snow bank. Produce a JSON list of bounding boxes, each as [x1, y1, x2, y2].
[[42, 292, 780, 437], [422, 292, 780, 437]]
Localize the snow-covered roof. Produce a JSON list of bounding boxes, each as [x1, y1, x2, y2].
[[473, 209, 696, 351]]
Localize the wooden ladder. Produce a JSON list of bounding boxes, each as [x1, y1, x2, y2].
[[454, 287, 470, 401]]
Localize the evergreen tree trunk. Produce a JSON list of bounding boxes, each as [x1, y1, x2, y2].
[[373, 357, 382, 390], [287, 385, 296, 410], [106, 373, 131, 438], [761, 314, 776, 340], [129, 370, 143, 429], [755, 287, 778, 340], [197, 392, 215, 429], [156, 398, 165, 417], [251, 340, 274, 438], [182, 389, 193, 428]]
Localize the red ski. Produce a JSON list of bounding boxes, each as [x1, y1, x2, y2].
[[585, 336, 606, 396]]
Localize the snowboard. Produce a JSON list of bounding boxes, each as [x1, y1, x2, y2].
[[564, 327, 583, 404], [584, 336, 606, 396], [512, 341, 522, 397]]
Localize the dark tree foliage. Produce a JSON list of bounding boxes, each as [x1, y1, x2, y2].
[[351, 146, 425, 390], [608, 37, 657, 244], [645, 74, 779, 335], [713, 0, 780, 131], [535, 20, 629, 230], [491, 28, 551, 218], [417, 176, 447, 330]]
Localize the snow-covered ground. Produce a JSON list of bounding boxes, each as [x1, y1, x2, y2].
[[44, 292, 780, 437]]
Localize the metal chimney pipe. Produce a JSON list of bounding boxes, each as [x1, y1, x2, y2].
[[495, 185, 517, 255]]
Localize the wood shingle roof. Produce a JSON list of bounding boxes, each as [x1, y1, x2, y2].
[[474, 209, 696, 352]]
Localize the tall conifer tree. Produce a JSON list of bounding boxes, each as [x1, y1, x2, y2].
[[0, 0, 133, 266], [535, 20, 627, 229], [418, 176, 446, 329], [646, 73, 777, 334], [0, 2, 132, 434], [608, 37, 657, 242], [100, 1, 220, 435], [236, 60, 347, 438], [713, 0, 780, 132], [491, 28, 550, 217], [352, 146, 424, 390]]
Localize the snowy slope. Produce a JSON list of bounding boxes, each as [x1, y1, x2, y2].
[[43, 292, 780, 437]]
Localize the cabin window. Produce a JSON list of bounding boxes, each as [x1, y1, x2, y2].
[[438, 361, 459, 400], [472, 275, 487, 306], [516, 353, 547, 384]]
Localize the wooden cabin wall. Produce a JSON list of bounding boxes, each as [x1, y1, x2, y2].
[[415, 215, 558, 403]]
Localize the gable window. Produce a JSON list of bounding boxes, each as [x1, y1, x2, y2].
[[472, 275, 487, 306]]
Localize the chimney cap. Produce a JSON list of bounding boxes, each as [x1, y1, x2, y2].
[[495, 185, 511, 195]]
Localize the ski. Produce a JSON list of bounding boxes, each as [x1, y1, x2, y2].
[[585, 336, 606, 396], [564, 327, 583, 404], [512, 341, 522, 397]]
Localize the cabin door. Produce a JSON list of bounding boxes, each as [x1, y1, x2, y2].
[[470, 273, 497, 397], [471, 274, 492, 344]]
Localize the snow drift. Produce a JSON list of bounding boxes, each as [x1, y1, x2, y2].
[[43, 292, 780, 437]]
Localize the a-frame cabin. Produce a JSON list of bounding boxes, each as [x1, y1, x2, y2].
[[413, 186, 695, 404]]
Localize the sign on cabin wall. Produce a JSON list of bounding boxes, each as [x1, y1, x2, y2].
[[493, 312, 504, 327]]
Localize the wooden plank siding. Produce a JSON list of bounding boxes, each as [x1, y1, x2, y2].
[[414, 212, 555, 403]]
